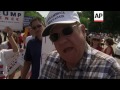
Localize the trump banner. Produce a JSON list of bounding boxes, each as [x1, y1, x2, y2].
[[0, 11, 24, 31]]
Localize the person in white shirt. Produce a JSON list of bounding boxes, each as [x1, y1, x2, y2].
[[0, 27, 19, 79], [0, 32, 19, 50]]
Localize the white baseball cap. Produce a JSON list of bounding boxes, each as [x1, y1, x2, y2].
[[42, 11, 80, 36]]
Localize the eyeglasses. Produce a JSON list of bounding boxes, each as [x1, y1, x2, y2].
[[49, 25, 76, 42], [32, 25, 42, 30]]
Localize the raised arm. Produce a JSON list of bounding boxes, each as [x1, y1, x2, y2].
[[4, 27, 18, 52]]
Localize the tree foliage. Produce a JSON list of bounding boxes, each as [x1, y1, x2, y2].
[[77, 11, 91, 29], [77, 11, 120, 34], [24, 11, 45, 22]]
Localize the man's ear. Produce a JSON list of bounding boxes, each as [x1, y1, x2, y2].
[[79, 24, 86, 39], [80, 24, 86, 34]]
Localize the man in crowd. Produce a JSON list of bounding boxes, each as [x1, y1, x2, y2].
[[21, 17, 45, 79], [40, 11, 120, 79]]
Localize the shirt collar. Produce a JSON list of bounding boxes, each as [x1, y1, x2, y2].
[[35, 37, 42, 42]]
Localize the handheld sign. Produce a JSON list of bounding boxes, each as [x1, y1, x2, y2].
[[23, 16, 33, 27], [0, 50, 20, 76], [0, 11, 24, 31]]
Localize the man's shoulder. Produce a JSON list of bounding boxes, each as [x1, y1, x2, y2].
[[96, 50, 114, 59], [27, 37, 36, 45], [26, 36, 33, 40], [45, 50, 60, 64], [40, 50, 60, 79], [28, 37, 35, 42], [91, 49, 118, 65]]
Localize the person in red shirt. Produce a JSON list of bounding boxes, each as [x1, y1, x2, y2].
[[17, 31, 23, 48], [104, 37, 114, 56], [90, 34, 103, 51]]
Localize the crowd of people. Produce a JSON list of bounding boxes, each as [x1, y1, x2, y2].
[[0, 11, 120, 79], [86, 32, 116, 56]]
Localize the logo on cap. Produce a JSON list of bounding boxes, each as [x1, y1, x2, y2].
[[46, 11, 65, 25]]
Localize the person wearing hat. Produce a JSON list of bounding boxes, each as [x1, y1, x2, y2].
[[90, 34, 103, 51], [104, 37, 115, 56], [40, 11, 120, 79]]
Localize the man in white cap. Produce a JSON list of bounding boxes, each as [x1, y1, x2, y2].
[[40, 11, 120, 79]]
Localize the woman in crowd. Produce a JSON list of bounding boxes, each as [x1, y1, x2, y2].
[[104, 37, 114, 56], [0, 27, 19, 79], [90, 34, 103, 51]]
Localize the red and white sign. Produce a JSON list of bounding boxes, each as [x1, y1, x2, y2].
[[17, 49, 25, 66], [0, 11, 24, 31], [94, 11, 104, 22], [0, 50, 20, 76]]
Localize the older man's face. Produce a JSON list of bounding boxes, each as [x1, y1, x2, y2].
[[50, 23, 86, 66]]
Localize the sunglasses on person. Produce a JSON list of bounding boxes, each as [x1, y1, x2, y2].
[[32, 25, 42, 30], [49, 25, 76, 42]]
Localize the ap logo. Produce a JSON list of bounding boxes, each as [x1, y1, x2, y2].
[[94, 11, 104, 22]]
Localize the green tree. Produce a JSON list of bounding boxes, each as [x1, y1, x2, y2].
[[80, 11, 120, 33], [24, 11, 45, 22], [77, 11, 91, 29], [102, 11, 120, 33]]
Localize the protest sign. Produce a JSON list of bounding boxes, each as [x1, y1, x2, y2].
[[23, 16, 33, 27], [17, 50, 25, 66], [0, 11, 24, 31], [0, 50, 20, 75]]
